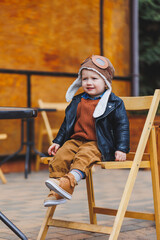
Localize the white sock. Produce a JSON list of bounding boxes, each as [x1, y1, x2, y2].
[[70, 169, 85, 183]]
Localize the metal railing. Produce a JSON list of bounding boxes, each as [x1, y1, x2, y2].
[[0, 68, 131, 107]]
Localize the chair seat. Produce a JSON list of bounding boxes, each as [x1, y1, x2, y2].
[[41, 151, 151, 169], [98, 160, 150, 169]]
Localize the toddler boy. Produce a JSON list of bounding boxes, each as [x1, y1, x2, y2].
[[44, 55, 130, 207]]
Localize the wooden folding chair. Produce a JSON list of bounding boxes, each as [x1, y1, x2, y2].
[[0, 133, 7, 184], [37, 89, 160, 240], [35, 100, 68, 171]]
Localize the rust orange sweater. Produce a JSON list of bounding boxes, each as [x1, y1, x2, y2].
[[71, 98, 99, 140]]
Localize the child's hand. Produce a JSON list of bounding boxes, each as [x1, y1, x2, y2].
[[115, 151, 126, 161], [48, 143, 60, 156]]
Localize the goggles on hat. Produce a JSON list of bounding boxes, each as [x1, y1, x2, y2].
[[81, 55, 109, 69]]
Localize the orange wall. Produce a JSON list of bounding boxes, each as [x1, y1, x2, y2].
[[0, 0, 131, 155]]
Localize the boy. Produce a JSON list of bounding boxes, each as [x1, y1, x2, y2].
[[44, 55, 130, 207]]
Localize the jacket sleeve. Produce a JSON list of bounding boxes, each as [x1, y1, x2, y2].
[[52, 116, 67, 146], [112, 101, 130, 153]]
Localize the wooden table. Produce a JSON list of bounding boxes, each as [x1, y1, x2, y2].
[[0, 107, 38, 179], [0, 107, 38, 240]]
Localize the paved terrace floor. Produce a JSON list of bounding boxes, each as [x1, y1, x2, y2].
[[0, 166, 157, 240]]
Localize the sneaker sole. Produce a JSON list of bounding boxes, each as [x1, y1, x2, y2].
[[44, 198, 67, 207], [45, 179, 72, 200]]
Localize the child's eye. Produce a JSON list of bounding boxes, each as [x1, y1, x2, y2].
[[82, 78, 87, 81]]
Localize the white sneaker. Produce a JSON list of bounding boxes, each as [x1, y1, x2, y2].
[[44, 190, 67, 207]]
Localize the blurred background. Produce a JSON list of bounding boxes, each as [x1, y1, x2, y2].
[[139, 0, 160, 95], [0, 0, 159, 173]]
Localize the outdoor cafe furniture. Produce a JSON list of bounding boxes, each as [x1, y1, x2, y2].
[[0, 107, 37, 240], [0, 107, 37, 179], [37, 90, 160, 240]]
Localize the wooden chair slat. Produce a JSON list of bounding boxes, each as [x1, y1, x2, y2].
[[35, 100, 67, 171]]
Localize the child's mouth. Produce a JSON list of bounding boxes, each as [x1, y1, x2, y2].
[[87, 88, 94, 90]]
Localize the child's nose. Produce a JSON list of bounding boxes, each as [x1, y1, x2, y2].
[[86, 78, 92, 84]]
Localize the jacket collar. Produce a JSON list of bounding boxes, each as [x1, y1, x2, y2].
[[72, 92, 122, 119]]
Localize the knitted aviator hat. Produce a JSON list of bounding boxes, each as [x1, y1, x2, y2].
[[65, 55, 115, 118]]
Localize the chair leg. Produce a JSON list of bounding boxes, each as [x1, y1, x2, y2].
[[0, 168, 7, 184], [0, 134, 7, 183], [157, 126, 160, 187], [149, 127, 160, 239], [37, 206, 56, 240], [35, 124, 44, 172], [86, 168, 97, 224]]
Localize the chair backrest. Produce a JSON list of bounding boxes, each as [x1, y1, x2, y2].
[[122, 90, 159, 159], [38, 99, 68, 144], [121, 90, 160, 157], [120, 95, 153, 110]]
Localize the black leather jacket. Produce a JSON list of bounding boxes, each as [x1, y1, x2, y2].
[[53, 92, 130, 161]]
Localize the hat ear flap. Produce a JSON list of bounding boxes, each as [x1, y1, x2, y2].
[[93, 87, 112, 118], [65, 75, 82, 102]]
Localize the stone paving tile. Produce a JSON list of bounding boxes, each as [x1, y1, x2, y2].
[[0, 166, 157, 239]]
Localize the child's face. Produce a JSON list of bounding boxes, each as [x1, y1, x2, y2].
[[81, 69, 106, 98]]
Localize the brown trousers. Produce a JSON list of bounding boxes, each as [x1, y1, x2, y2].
[[49, 139, 101, 178]]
